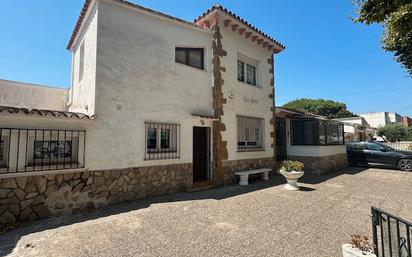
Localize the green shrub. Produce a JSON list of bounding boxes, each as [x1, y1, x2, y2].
[[377, 124, 407, 142], [280, 160, 304, 172]]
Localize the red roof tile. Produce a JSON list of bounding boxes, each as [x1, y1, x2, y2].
[[0, 106, 94, 120]]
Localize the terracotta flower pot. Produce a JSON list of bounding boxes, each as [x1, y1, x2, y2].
[[280, 170, 304, 190]]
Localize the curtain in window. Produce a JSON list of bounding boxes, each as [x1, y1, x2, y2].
[[237, 116, 263, 149], [246, 64, 256, 85], [237, 61, 245, 82]]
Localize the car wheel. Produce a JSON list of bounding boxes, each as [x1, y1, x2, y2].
[[397, 159, 412, 172]]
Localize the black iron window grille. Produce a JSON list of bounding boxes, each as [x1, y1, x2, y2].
[[371, 206, 411, 257], [144, 122, 180, 160], [0, 128, 86, 174], [237, 115, 264, 151]]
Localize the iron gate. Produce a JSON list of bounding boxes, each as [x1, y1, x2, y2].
[[372, 207, 412, 257]]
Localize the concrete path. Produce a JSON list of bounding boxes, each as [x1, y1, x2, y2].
[[1, 167, 411, 257]]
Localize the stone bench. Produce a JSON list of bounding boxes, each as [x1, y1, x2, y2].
[[234, 168, 271, 185]]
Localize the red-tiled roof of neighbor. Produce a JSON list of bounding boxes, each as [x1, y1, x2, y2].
[[67, 0, 207, 50], [0, 106, 94, 120], [194, 4, 285, 52]]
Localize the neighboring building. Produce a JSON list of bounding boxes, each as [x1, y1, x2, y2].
[[0, 1, 286, 226], [334, 116, 376, 142], [275, 107, 347, 175], [359, 112, 402, 128], [402, 116, 412, 127]]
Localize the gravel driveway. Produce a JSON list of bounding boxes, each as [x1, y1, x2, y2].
[[1, 167, 411, 257]]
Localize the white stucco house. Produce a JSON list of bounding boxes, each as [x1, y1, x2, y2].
[[359, 112, 402, 128], [334, 116, 376, 142], [0, 0, 291, 226]]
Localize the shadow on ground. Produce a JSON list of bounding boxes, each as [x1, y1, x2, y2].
[[0, 166, 370, 256]]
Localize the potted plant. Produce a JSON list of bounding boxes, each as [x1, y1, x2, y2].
[[342, 235, 376, 257], [279, 160, 305, 191]]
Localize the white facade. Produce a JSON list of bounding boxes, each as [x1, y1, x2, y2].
[[359, 112, 402, 128], [0, 0, 284, 183]]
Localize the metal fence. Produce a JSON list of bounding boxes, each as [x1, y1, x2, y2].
[[383, 142, 412, 151], [372, 206, 412, 257], [0, 128, 86, 174]]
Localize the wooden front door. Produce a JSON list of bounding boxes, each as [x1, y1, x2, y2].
[[193, 127, 210, 182]]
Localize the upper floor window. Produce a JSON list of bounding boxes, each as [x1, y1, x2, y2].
[[175, 47, 204, 70], [237, 55, 257, 86], [237, 116, 264, 151], [145, 122, 180, 160], [79, 41, 85, 82]]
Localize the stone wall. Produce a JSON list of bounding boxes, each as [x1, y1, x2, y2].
[[222, 157, 275, 185], [288, 153, 348, 175], [0, 163, 192, 231]]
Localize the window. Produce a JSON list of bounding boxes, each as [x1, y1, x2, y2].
[[175, 47, 204, 70], [237, 116, 264, 151], [291, 120, 320, 145], [0, 136, 7, 168], [79, 41, 85, 82], [33, 140, 73, 162], [145, 123, 180, 160], [237, 56, 257, 86], [291, 119, 344, 145]]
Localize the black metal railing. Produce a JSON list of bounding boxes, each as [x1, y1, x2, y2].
[[0, 128, 86, 174], [144, 122, 180, 160], [372, 206, 412, 257]]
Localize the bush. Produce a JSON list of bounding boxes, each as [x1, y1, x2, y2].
[[377, 124, 407, 142], [280, 160, 304, 172]]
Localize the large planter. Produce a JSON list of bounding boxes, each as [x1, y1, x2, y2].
[[342, 244, 376, 257], [280, 170, 304, 190]]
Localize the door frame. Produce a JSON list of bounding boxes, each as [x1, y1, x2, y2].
[[192, 126, 211, 183]]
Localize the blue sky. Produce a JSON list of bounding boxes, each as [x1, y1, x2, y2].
[[1, 0, 411, 116]]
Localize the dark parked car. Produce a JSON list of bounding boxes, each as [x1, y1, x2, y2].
[[346, 142, 412, 171]]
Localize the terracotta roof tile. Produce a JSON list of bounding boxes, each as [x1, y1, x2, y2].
[[195, 4, 285, 53], [0, 106, 94, 120]]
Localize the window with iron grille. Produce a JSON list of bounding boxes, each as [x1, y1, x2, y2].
[[175, 47, 204, 70], [0, 136, 8, 168], [145, 123, 180, 160], [237, 116, 264, 151], [0, 128, 86, 174]]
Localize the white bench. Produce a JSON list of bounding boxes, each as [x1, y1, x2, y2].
[[234, 168, 271, 186]]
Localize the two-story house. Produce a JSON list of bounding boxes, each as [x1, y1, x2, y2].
[[0, 0, 285, 226]]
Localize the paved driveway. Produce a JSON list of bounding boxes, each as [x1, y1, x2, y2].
[[1, 167, 411, 257]]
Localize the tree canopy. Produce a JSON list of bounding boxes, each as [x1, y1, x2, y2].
[[282, 98, 357, 119], [354, 0, 412, 76], [377, 124, 408, 142]]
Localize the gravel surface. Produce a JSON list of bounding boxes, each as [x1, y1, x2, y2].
[[1, 167, 411, 257]]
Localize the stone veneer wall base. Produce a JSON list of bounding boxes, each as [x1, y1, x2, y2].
[[222, 157, 275, 185], [0, 163, 192, 231], [287, 153, 348, 175]]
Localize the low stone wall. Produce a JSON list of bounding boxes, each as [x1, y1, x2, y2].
[[222, 157, 275, 185], [288, 153, 348, 175], [0, 163, 192, 230]]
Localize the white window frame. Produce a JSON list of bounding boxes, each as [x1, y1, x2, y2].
[[237, 115, 265, 151], [237, 54, 258, 86], [145, 123, 180, 160]]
